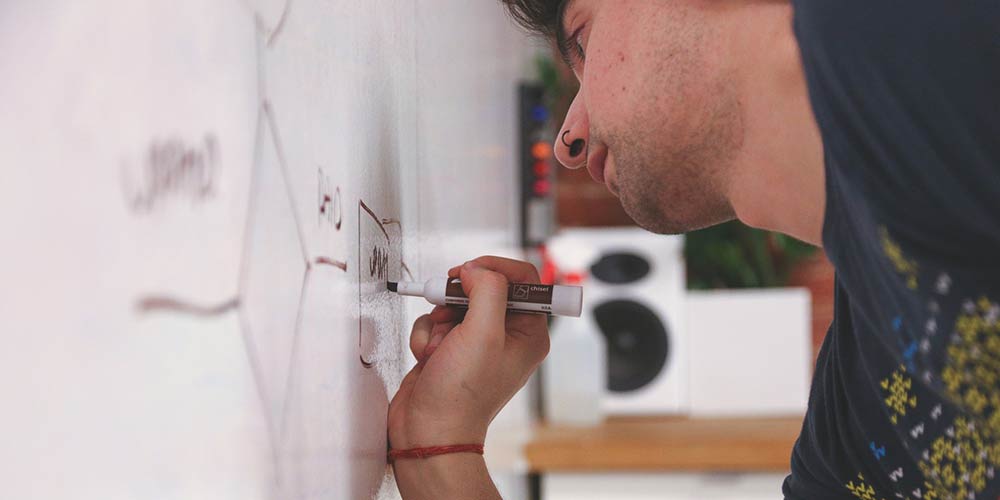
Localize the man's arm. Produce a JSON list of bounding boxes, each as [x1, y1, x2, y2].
[[388, 257, 550, 499]]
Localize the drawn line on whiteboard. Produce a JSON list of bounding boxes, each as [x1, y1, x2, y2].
[[232, 100, 307, 472], [277, 268, 310, 444], [382, 218, 415, 281], [360, 200, 390, 243], [236, 307, 281, 471], [135, 296, 240, 316], [263, 101, 310, 264], [315, 256, 348, 271], [359, 200, 376, 368], [266, 0, 292, 47]]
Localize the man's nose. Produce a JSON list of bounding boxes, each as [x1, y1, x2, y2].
[[553, 96, 588, 169]]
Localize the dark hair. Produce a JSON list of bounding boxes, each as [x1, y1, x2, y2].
[[499, 0, 565, 38]]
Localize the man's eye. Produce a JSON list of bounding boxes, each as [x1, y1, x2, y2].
[[575, 32, 586, 60]]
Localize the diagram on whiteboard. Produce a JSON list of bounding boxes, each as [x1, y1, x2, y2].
[[128, 2, 414, 497]]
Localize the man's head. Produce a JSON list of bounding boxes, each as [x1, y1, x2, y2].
[[502, 0, 745, 234]]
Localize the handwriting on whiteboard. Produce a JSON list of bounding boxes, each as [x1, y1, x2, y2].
[[121, 134, 219, 213], [369, 245, 389, 280], [317, 167, 342, 230]]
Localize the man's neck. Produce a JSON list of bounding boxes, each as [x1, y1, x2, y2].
[[723, 3, 826, 246]]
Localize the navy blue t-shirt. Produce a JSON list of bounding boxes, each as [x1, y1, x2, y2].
[[785, 1, 1000, 499]]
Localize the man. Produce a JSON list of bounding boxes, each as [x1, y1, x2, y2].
[[389, 0, 1000, 498]]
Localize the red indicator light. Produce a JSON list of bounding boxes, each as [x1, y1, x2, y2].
[[533, 179, 550, 195], [533, 161, 549, 177], [531, 142, 552, 160]]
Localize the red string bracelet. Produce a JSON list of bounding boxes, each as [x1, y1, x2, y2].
[[388, 444, 484, 462]]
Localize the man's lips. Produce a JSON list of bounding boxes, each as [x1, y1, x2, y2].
[[587, 146, 608, 184]]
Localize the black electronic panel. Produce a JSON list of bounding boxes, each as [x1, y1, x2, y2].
[[518, 83, 555, 249]]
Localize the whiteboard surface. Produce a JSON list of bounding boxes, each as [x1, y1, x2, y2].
[[0, 1, 532, 498]]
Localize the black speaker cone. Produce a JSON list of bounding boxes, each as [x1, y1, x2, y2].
[[593, 299, 669, 393], [590, 252, 651, 284]]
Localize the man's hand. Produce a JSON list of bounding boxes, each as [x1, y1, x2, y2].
[[388, 256, 550, 499]]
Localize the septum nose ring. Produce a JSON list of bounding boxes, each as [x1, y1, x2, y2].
[[561, 130, 585, 158]]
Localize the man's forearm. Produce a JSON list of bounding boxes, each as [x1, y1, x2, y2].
[[394, 453, 501, 500]]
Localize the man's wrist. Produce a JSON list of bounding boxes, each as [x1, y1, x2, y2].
[[393, 452, 498, 500], [390, 413, 487, 451]]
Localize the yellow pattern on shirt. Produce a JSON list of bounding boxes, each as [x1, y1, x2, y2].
[[919, 296, 1000, 499], [846, 473, 883, 500], [882, 365, 918, 425], [942, 296, 1000, 434], [918, 417, 997, 499], [879, 227, 918, 290]]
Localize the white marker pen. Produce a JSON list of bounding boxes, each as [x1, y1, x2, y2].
[[387, 278, 583, 317]]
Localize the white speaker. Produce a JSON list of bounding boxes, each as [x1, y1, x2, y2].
[[547, 228, 688, 416]]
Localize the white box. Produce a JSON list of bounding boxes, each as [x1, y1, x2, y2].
[[686, 288, 812, 417]]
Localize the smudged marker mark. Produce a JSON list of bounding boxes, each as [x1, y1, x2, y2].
[[135, 296, 240, 316]]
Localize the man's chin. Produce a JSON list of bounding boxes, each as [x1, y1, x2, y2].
[[620, 196, 685, 235], [631, 217, 690, 236], [619, 193, 722, 236]]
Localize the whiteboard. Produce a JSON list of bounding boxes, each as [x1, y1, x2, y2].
[[0, 1, 532, 498]]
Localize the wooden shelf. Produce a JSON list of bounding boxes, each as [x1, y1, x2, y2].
[[525, 416, 803, 473]]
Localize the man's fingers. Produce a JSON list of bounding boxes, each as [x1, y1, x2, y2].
[[423, 320, 457, 358], [459, 257, 549, 379], [429, 305, 462, 324], [458, 262, 510, 345], [448, 256, 541, 285], [464, 255, 541, 284], [504, 320, 551, 374], [409, 314, 434, 362]]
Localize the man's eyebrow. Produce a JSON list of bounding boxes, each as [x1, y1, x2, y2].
[[554, 0, 575, 68]]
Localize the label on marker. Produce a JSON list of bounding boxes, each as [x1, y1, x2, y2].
[[444, 278, 555, 313]]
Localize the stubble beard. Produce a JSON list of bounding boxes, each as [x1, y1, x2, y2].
[[606, 79, 743, 235]]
